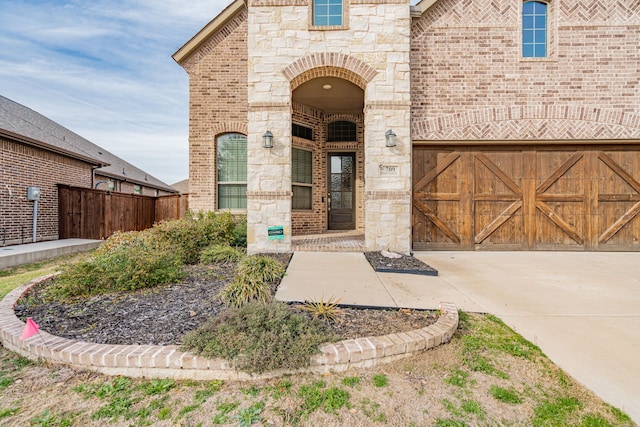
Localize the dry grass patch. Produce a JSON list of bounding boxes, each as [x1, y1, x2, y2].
[[1, 312, 635, 426]]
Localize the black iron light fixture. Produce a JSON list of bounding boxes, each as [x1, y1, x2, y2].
[[385, 129, 397, 147], [263, 130, 274, 148]]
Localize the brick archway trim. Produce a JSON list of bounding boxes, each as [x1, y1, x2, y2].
[[210, 122, 248, 137], [412, 106, 640, 141], [283, 53, 378, 90]]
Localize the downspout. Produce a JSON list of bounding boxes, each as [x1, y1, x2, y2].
[[91, 165, 101, 188]]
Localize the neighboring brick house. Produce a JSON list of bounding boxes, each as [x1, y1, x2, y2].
[[0, 95, 177, 246], [171, 179, 190, 195], [173, 0, 640, 253]]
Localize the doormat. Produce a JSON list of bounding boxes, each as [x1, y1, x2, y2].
[[364, 252, 438, 276]]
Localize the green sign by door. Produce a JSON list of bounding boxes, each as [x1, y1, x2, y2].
[[268, 226, 284, 240]]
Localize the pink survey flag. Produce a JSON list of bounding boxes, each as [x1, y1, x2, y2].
[[20, 317, 39, 341]]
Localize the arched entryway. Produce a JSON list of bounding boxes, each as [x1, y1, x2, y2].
[[247, 48, 411, 255], [290, 73, 366, 239]]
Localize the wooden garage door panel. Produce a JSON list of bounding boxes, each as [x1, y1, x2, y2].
[[475, 152, 524, 195], [537, 151, 585, 195], [412, 201, 462, 246], [412, 146, 640, 251], [597, 151, 640, 249], [535, 202, 585, 248], [598, 202, 640, 247], [534, 151, 586, 249], [473, 151, 524, 248], [413, 150, 468, 249], [474, 201, 524, 247], [413, 150, 461, 194]]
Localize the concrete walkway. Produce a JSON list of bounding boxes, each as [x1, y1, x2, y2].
[[0, 239, 101, 269], [276, 251, 640, 424], [275, 252, 483, 310]]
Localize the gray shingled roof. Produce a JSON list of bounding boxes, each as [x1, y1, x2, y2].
[[0, 95, 177, 193], [171, 179, 189, 194]]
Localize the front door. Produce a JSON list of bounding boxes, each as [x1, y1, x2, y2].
[[328, 153, 355, 230]]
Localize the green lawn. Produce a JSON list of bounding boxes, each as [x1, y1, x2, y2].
[[0, 248, 636, 426], [0, 253, 88, 300]]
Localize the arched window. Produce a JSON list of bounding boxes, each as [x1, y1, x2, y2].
[[522, 1, 547, 58], [327, 121, 356, 142], [217, 133, 247, 209]]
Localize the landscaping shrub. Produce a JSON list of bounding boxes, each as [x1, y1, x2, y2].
[[235, 255, 285, 284], [218, 275, 272, 308], [200, 244, 245, 264], [217, 255, 286, 307], [181, 301, 338, 373], [50, 231, 184, 299], [152, 211, 235, 264], [296, 296, 343, 323], [46, 214, 280, 302], [232, 216, 247, 248]]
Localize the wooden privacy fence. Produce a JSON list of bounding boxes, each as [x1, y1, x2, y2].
[[155, 194, 189, 223], [58, 185, 188, 240]]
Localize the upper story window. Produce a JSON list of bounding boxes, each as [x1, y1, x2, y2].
[[292, 123, 313, 140], [133, 185, 142, 195], [217, 133, 247, 210], [327, 120, 356, 142], [313, 0, 343, 26], [522, 1, 548, 58]]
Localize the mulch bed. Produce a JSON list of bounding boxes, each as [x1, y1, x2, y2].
[[14, 253, 438, 346], [365, 251, 438, 276]]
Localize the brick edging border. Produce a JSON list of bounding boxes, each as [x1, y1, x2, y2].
[[0, 275, 458, 380]]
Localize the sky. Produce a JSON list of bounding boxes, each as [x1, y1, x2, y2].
[[0, 0, 230, 185]]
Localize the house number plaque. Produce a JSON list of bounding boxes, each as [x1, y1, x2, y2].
[[379, 164, 400, 176]]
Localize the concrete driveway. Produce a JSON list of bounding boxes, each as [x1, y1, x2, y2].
[[414, 251, 640, 424]]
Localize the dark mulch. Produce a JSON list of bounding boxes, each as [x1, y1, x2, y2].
[[15, 264, 232, 346], [365, 251, 438, 276], [15, 252, 438, 346]]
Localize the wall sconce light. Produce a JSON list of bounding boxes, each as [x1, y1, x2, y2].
[[385, 129, 397, 147], [262, 130, 274, 148]]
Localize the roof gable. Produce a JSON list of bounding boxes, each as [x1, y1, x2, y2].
[[173, 0, 246, 66], [412, 0, 438, 17]]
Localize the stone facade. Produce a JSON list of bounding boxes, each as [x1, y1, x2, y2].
[[175, 0, 640, 254], [244, 1, 412, 253]]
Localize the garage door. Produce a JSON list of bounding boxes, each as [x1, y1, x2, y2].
[[412, 146, 640, 251]]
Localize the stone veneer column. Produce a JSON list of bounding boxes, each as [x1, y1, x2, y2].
[[246, 5, 302, 254], [247, 0, 412, 254], [363, 103, 412, 254], [359, 1, 412, 255], [246, 105, 292, 253]]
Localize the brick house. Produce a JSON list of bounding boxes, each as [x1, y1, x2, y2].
[[173, 0, 640, 253], [1, 95, 177, 246]]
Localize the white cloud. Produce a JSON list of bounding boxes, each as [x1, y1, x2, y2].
[[0, 0, 230, 185]]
